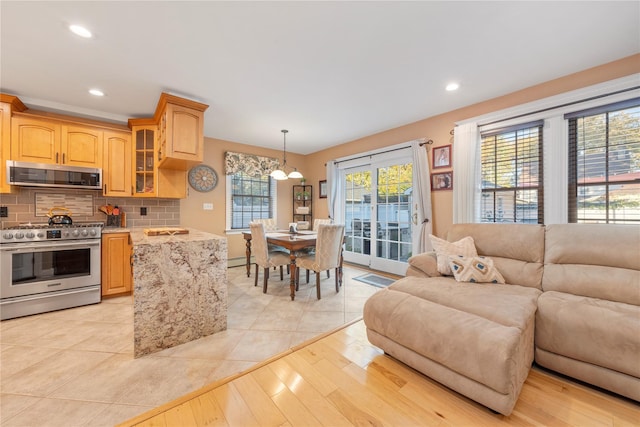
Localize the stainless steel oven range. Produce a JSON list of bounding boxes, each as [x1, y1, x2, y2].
[[1, 222, 103, 320]]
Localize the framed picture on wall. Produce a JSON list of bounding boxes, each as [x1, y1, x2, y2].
[[431, 171, 453, 191], [319, 180, 327, 198], [432, 145, 452, 169]]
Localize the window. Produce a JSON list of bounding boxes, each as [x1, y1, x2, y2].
[[226, 171, 276, 230], [480, 121, 543, 223], [567, 100, 640, 224]]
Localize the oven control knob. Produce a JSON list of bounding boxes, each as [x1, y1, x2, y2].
[[37, 232, 45, 238], [26, 232, 35, 239], [72, 230, 80, 237], [89, 229, 97, 236], [15, 232, 24, 239], [81, 229, 88, 237], [3, 233, 13, 239]]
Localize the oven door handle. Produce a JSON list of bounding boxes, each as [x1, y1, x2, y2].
[[0, 241, 100, 252]]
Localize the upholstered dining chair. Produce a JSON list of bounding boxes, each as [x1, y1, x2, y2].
[[295, 224, 345, 299], [300, 218, 334, 281], [250, 222, 290, 293]]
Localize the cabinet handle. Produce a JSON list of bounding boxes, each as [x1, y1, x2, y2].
[[104, 184, 107, 193], [63, 153, 66, 164], [56, 152, 59, 163]]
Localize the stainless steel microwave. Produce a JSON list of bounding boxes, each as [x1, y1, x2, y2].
[[6, 160, 102, 190]]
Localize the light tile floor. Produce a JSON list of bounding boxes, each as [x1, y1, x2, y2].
[[0, 265, 385, 427]]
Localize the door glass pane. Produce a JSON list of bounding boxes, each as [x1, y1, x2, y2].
[[376, 163, 412, 262], [344, 170, 371, 256]]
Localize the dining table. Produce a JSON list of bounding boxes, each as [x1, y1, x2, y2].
[[242, 230, 343, 301]]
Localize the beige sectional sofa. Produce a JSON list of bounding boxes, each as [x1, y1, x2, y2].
[[363, 223, 640, 415]]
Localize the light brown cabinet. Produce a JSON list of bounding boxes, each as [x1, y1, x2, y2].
[[11, 116, 103, 168], [101, 232, 132, 297], [103, 130, 132, 197], [0, 96, 25, 194], [128, 121, 187, 199], [156, 93, 208, 170], [10, 115, 61, 164]]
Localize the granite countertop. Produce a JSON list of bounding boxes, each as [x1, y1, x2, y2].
[[129, 227, 224, 245], [102, 227, 131, 234]]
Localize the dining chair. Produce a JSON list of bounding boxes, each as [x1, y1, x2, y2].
[[295, 224, 345, 299], [250, 222, 290, 293], [301, 218, 333, 281]]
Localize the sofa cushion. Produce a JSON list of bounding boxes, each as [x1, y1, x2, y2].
[[429, 234, 477, 276], [407, 252, 441, 277], [447, 223, 545, 290], [543, 224, 640, 305], [536, 291, 640, 378], [389, 277, 541, 328], [364, 276, 540, 395], [449, 255, 506, 284]]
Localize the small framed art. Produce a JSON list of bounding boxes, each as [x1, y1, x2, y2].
[[432, 145, 451, 169], [319, 180, 327, 198], [431, 171, 453, 191]]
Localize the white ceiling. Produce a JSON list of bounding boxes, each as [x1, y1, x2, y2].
[[1, 1, 638, 154]]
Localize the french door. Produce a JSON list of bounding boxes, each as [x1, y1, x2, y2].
[[342, 155, 413, 275]]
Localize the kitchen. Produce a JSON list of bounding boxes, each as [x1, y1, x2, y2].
[[0, 92, 228, 357]]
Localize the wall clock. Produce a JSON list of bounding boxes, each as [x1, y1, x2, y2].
[[188, 164, 218, 192]]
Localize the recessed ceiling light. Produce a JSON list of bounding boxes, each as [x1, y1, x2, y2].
[[69, 24, 92, 38], [89, 89, 104, 97], [446, 82, 460, 92]]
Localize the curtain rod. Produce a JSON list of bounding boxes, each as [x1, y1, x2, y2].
[[330, 139, 433, 166], [479, 85, 640, 127]]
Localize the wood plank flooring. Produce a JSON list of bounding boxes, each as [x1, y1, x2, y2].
[[118, 320, 640, 427]]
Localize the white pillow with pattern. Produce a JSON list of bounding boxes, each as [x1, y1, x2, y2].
[[429, 234, 478, 276], [448, 255, 506, 284]]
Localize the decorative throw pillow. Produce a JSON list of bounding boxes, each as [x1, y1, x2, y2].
[[448, 255, 506, 284], [429, 234, 478, 276]]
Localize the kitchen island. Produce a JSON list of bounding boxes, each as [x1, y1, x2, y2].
[[130, 228, 227, 357]]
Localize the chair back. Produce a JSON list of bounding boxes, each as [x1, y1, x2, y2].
[[315, 224, 345, 271], [313, 218, 332, 231], [249, 222, 270, 266], [253, 218, 278, 231]]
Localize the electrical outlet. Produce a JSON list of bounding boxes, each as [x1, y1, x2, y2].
[[0, 206, 7, 217], [203, 203, 213, 210], [140, 207, 147, 216]]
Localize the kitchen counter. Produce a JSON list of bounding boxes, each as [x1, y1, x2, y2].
[[129, 227, 228, 357]]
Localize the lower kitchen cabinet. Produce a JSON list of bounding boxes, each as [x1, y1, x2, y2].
[[101, 232, 133, 297]]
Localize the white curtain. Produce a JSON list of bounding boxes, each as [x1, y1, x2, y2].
[[411, 140, 433, 254], [453, 122, 481, 224], [326, 160, 341, 223]]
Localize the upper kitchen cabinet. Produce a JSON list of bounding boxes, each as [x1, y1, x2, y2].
[[128, 119, 186, 199], [155, 93, 208, 170], [10, 115, 61, 164], [61, 124, 103, 167], [103, 130, 132, 197], [11, 115, 103, 168], [0, 95, 26, 194]]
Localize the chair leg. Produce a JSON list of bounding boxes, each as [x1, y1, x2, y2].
[[316, 272, 321, 299], [335, 268, 339, 292], [280, 265, 284, 280], [263, 268, 269, 293], [254, 264, 259, 287], [306, 269, 310, 284], [295, 266, 300, 291]]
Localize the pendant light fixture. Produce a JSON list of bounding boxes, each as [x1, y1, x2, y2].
[[270, 129, 303, 180]]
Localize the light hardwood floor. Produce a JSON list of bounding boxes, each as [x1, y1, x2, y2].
[[119, 319, 640, 427]]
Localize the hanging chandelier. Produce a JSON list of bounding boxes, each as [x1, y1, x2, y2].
[[270, 129, 303, 180]]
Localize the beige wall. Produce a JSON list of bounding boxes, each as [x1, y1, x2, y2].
[[181, 54, 640, 259]]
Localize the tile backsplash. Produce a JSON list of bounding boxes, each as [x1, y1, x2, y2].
[[0, 187, 180, 229]]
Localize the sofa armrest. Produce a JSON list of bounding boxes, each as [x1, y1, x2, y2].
[[407, 252, 441, 277]]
